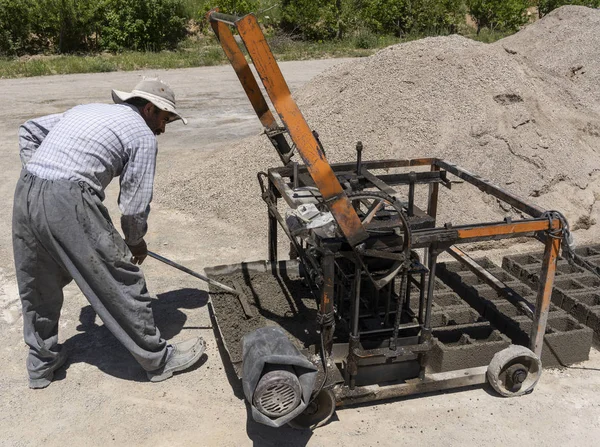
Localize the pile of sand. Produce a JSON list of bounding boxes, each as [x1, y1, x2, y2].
[[157, 5, 600, 248]]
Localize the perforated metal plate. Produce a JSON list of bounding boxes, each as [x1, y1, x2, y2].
[[253, 369, 302, 418]]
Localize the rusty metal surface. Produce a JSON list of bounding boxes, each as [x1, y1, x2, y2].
[[411, 218, 559, 248], [216, 13, 368, 246], [207, 10, 566, 411], [435, 159, 546, 218], [208, 11, 292, 163], [335, 366, 488, 406], [530, 232, 562, 356]]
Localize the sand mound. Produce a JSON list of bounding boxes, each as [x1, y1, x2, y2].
[[157, 5, 600, 248], [499, 5, 600, 103]]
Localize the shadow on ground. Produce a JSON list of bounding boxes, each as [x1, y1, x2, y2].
[[55, 288, 208, 383], [245, 401, 314, 447]]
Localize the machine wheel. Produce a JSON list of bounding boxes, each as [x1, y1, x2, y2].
[[287, 389, 336, 430], [487, 345, 542, 397]]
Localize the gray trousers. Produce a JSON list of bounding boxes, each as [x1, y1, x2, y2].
[[12, 170, 167, 381]]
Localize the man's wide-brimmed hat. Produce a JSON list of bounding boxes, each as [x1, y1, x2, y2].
[[112, 77, 188, 124]]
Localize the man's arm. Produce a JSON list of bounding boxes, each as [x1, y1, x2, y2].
[[118, 136, 158, 253], [18, 113, 63, 166]]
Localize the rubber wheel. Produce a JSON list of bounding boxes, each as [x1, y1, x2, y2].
[[487, 345, 542, 397], [287, 389, 336, 430]]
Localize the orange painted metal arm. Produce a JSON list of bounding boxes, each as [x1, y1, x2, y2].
[[208, 12, 368, 246], [456, 219, 560, 240], [210, 19, 277, 130]]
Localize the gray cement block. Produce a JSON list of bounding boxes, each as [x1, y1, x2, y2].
[[568, 291, 600, 324], [429, 307, 486, 328], [586, 307, 600, 334], [429, 324, 511, 373], [433, 291, 466, 308], [509, 315, 593, 367]]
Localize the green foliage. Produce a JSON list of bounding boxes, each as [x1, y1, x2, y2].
[[280, 0, 343, 40], [0, 0, 104, 55], [100, 0, 188, 52], [351, 27, 379, 49], [0, 0, 35, 55], [0, 0, 189, 55], [538, 0, 600, 16], [351, 0, 464, 37], [467, 0, 530, 34]]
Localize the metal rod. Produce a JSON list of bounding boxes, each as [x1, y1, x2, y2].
[[418, 271, 426, 324], [446, 246, 534, 318], [352, 266, 362, 336], [207, 11, 240, 25], [423, 249, 438, 331], [336, 366, 488, 406], [268, 179, 278, 262], [356, 141, 363, 173], [390, 270, 408, 350], [320, 251, 336, 354], [435, 159, 545, 218], [292, 161, 299, 190], [424, 164, 439, 268], [147, 251, 239, 295], [408, 172, 416, 217], [530, 232, 561, 357]]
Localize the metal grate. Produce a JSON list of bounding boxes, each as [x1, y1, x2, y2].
[[253, 369, 302, 418]]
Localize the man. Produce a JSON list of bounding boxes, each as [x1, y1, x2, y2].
[[13, 77, 205, 389]]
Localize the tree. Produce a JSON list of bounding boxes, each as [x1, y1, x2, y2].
[[467, 0, 530, 34], [0, 0, 35, 55], [351, 0, 464, 37], [99, 0, 188, 52], [280, 0, 343, 40]]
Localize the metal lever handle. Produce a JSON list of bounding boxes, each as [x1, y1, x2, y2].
[[147, 251, 240, 295]]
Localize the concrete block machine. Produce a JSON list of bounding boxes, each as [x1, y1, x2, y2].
[[204, 11, 578, 429]]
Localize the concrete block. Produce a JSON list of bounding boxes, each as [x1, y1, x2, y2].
[[585, 306, 600, 334], [509, 315, 593, 367], [433, 291, 467, 309], [429, 307, 486, 328], [568, 291, 600, 324], [429, 324, 511, 373]]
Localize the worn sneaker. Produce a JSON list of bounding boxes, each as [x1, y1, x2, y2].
[[29, 346, 68, 390], [147, 337, 206, 382]]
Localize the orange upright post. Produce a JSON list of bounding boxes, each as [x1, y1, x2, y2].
[[208, 12, 368, 246]]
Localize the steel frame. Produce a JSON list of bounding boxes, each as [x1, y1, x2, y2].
[[207, 11, 562, 404]]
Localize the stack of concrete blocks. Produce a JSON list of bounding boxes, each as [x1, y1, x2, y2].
[[412, 276, 511, 373], [437, 257, 593, 367], [502, 245, 600, 340]]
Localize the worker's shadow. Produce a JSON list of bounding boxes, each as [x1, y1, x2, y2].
[[57, 288, 209, 382]]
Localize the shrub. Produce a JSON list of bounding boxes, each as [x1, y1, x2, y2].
[[467, 0, 530, 34], [100, 0, 188, 52], [352, 0, 464, 37], [0, 0, 35, 55], [280, 0, 343, 40]]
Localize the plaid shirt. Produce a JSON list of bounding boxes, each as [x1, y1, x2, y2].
[[20, 103, 157, 245]]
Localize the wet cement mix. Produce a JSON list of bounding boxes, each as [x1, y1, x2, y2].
[[209, 270, 320, 364]]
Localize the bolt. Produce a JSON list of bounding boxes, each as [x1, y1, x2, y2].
[[512, 369, 527, 384]]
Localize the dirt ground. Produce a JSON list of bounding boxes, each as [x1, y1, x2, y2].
[[1, 60, 599, 447]]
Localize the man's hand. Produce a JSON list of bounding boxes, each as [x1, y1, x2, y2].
[[127, 239, 148, 265]]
